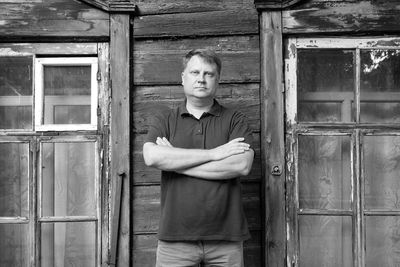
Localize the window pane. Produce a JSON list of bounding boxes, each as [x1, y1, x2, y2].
[[54, 105, 91, 124], [41, 222, 96, 267], [297, 49, 354, 122], [0, 224, 29, 267], [0, 57, 32, 129], [42, 142, 96, 217], [0, 143, 29, 217], [361, 50, 400, 123], [298, 135, 351, 210], [43, 66, 91, 125], [366, 216, 400, 267], [299, 215, 352, 267], [364, 136, 400, 209]]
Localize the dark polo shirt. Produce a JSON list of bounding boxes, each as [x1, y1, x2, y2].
[[145, 100, 252, 241]]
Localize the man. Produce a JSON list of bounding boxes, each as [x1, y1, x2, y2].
[[143, 49, 254, 267]]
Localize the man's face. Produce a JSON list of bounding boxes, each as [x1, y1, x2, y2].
[[181, 55, 219, 101]]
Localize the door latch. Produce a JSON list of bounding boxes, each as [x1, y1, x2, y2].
[[271, 164, 282, 176]]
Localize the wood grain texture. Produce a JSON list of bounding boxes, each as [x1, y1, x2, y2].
[[0, 0, 108, 38], [255, 0, 304, 9], [133, 8, 259, 38], [260, 11, 286, 267], [110, 14, 130, 267], [283, 0, 400, 34], [134, 0, 255, 15], [134, 36, 260, 85]]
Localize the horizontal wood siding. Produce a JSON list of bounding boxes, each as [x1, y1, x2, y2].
[[0, 0, 108, 39], [283, 0, 400, 34], [132, 0, 263, 266]]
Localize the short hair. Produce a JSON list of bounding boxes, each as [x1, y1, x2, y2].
[[182, 49, 222, 76]]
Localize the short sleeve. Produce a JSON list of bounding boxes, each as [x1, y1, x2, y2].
[[144, 105, 170, 144], [229, 111, 253, 147]]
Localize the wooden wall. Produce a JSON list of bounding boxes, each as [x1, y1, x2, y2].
[[0, 0, 108, 40], [132, 1, 263, 266]]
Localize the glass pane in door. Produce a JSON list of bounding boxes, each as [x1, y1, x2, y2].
[[297, 49, 354, 122], [41, 222, 96, 267], [0, 57, 33, 129], [361, 50, 400, 123], [0, 224, 29, 267], [0, 143, 29, 217], [364, 135, 400, 209], [298, 135, 352, 210], [366, 216, 400, 267], [42, 142, 96, 217], [43, 66, 91, 124], [299, 215, 352, 267]]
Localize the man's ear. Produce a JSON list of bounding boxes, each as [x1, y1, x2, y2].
[[181, 72, 184, 85]]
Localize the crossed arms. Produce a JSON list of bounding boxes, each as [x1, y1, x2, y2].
[[143, 137, 254, 180]]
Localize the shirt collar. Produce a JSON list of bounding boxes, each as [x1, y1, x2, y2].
[[179, 99, 222, 117]]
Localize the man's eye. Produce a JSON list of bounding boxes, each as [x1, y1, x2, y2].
[[206, 73, 215, 77], [191, 71, 199, 74]]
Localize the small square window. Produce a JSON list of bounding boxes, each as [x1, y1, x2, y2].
[[35, 58, 98, 131]]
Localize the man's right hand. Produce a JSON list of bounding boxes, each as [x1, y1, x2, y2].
[[209, 137, 250, 161]]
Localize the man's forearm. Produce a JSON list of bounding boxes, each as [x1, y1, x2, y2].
[[143, 142, 214, 171], [177, 149, 254, 180], [143, 137, 251, 172]]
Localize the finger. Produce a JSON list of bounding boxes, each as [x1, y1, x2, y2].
[[229, 137, 245, 143], [162, 137, 173, 147], [156, 137, 167, 146]]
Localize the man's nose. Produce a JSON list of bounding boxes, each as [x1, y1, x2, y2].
[[197, 73, 206, 83]]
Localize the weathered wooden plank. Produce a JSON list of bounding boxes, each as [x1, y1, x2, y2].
[[110, 14, 130, 267], [79, 0, 136, 12], [134, 0, 255, 15], [134, 36, 260, 84], [133, 83, 260, 102], [132, 182, 262, 233], [134, 52, 260, 85], [255, 0, 304, 10], [0, 1, 108, 19], [98, 42, 110, 267], [132, 230, 262, 267], [0, 43, 98, 55], [283, 0, 400, 34], [133, 9, 259, 38], [0, 0, 108, 37], [132, 98, 260, 134], [260, 11, 286, 267]]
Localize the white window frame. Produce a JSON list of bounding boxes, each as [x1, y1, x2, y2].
[[34, 57, 98, 131]]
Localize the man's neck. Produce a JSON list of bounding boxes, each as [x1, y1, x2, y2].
[[186, 98, 214, 119]]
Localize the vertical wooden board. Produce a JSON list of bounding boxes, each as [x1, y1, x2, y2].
[[110, 14, 130, 267], [133, 9, 259, 38], [260, 11, 286, 267]]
